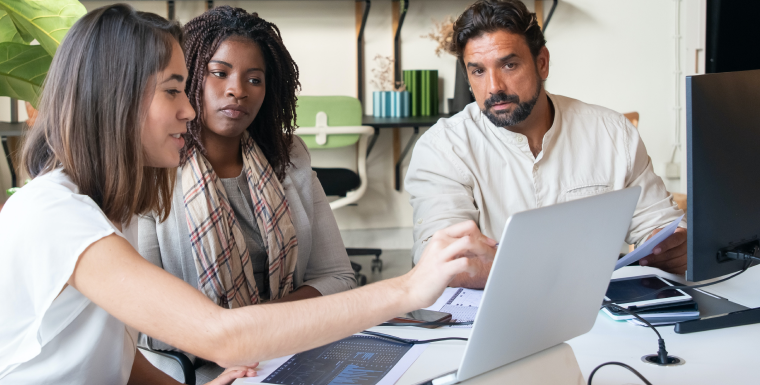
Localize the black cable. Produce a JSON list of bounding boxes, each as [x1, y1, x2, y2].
[[587, 362, 652, 385], [727, 253, 760, 264], [360, 330, 468, 345], [378, 321, 473, 327], [601, 303, 671, 365], [602, 303, 662, 339]]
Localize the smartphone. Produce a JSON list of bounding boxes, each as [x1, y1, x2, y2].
[[388, 309, 452, 328], [604, 274, 692, 309]]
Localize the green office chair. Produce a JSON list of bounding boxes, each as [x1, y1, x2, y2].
[[296, 96, 382, 284]]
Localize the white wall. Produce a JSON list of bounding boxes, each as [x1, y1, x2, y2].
[[2, 0, 695, 220], [542, 0, 685, 194]]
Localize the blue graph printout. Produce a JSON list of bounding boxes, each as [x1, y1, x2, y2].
[[264, 335, 412, 385]]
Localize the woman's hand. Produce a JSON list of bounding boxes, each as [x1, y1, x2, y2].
[[401, 220, 497, 309], [206, 364, 259, 385]]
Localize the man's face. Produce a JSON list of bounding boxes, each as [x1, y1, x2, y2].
[[463, 30, 549, 128]]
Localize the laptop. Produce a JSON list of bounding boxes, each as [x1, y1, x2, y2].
[[418, 186, 641, 385]]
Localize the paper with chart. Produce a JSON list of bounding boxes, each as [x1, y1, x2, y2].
[[615, 215, 684, 270], [234, 335, 426, 385], [424, 287, 484, 328]]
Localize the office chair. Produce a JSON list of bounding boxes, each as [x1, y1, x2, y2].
[[139, 347, 197, 384], [296, 96, 382, 285]]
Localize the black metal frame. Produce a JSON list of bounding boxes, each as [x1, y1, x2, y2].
[[542, 0, 559, 33], [3, 98, 19, 187], [167, 0, 175, 21], [394, 126, 418, 190], [393, 0, 409, 83], [357, 0, 371, 105], [364, 125, 419, 191]]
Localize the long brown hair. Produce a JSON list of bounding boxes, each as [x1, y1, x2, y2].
[[22, 4, 182, 224], [182, 6, 301, 181]]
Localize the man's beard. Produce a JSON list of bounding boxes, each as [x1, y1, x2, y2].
[[481, 78, 542, 128]]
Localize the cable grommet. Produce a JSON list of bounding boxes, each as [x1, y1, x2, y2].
[[641, 354, 685, 366]]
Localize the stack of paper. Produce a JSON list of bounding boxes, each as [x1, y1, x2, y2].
[[425, 287, 483, 328]]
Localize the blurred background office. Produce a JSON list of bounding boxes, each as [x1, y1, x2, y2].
[[0, 0, 729, 281]]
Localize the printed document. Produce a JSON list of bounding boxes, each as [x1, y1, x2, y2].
[[615, 215, 684, 270], [424, 287, 484, 328]]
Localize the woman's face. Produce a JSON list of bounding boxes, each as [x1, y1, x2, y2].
[[143, 41, 196, 168], [202, 36, 266, 140]]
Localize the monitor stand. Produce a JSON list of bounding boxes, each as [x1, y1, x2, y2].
[[671, 284, 760, 334], [675, 308, 760, 333]]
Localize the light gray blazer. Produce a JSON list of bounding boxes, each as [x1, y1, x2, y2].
[[138, 137, 356, 351]]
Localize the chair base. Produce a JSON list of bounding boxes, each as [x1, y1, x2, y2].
[[347, 248, 383, 273], [350, 261, 368, 286]]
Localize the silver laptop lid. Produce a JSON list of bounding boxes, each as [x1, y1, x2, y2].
[[455, 187, 641, 382]]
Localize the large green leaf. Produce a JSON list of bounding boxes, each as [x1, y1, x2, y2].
[[0, 0, 86, 57], [0, 42, 50, 106], [0, 10, 24, 43]]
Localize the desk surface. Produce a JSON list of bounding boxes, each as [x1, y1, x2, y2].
[[362, 115, 450, 128], [368, 265, 760, 385]]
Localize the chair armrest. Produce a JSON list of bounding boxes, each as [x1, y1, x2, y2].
[[138, 347, 196, 385]]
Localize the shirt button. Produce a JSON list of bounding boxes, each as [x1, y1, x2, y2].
[[533, 165, 538, 170], [417, 218, 423, 224], [517, 137, 524, 142]]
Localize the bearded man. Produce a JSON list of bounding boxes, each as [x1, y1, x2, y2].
[[405, 0, 686, 288]]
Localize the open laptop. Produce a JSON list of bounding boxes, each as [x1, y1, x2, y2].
[[418, 186, 641, 385]]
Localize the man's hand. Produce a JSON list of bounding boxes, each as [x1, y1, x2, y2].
[[403, 220, 497, 309], [639, 227, 687, 275], [421, 221, 497, 290], [447, 248, 495, 289]]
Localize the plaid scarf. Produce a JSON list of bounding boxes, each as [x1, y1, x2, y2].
[[181, 132, 298, 308]]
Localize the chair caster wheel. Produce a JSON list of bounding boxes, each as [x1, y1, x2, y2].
[[358, 275, 367, 286], [371, 259, 383, 272]]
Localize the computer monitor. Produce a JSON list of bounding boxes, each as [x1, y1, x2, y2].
[[686, 69, 760, 282], [678, 69, 760, 333]]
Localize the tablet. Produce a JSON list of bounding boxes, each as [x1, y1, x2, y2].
[[604, 274, 692, 309]]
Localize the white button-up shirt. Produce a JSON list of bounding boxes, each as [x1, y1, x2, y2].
[[405, 93, 685, 263]]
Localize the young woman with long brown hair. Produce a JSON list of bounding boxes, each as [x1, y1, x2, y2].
[[0, 4, 491, 385]]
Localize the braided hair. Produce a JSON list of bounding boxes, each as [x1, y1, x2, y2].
[[182, 6, 300, 181]]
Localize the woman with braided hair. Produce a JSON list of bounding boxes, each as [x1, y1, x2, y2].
[[137, 5, 356, 378]]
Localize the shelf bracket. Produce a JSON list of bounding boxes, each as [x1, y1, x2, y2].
[[393, 0, 409, 83], [357, 0, 371, 105], [542, 0, 558, 33]]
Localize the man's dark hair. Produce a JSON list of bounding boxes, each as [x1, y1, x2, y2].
[[182, 6, 300, 181], [452, 0, 546, 65]]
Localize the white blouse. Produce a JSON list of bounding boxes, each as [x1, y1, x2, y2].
[[406, 94, 685, 263], [0, 169, 137, 384]]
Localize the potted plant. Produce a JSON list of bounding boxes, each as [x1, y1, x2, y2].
[[371, 55, 409, 118], [0, 0, 86, 108], [422, 16, 473, 114], [1, 0, 86, 197]]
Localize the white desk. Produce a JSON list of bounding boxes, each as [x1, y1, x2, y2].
[[370, 265, 760, 385]]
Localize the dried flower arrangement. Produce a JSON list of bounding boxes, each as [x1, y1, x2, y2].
[[371, 55, 406, 91], [421, 17, 456, 57]]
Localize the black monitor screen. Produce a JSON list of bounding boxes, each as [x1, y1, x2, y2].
[[686, 69, 760, 281]]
